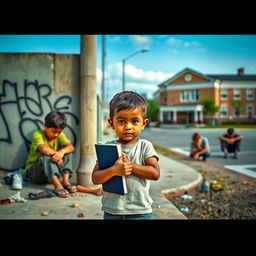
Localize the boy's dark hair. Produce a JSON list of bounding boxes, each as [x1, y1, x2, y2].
[[109, 91, 147, 119], [44, 111, 67, 129], [192, 132, 201, 141], [227, 127, 235, 134]]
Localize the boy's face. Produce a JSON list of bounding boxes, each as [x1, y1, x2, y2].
[[193, 138, 202, 145], [108, 108, 148, 145], [43, 125, 63, 141]]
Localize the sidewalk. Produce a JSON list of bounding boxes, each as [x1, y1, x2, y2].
[[0, 131, 202, 220]]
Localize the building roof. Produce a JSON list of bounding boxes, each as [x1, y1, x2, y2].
[[206, 74, 256, 81], [158, 67, 214, 88]]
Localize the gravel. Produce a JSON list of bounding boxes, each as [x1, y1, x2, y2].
[[164, 155, 256, 219]]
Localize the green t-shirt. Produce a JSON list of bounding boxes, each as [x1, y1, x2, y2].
[[25, 130, 70, 171]]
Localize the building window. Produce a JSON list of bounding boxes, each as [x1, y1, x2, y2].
[[233, 88, 241, 100], [191, 90, 199, 101], [220, 106, 228, 117], [181, 91, 189, 102], [246, 104, 253, 118], [247, 88, 254, 100], [181, 90, 199, 102], [162, 93, 167, 105], [221, 88, 228, 100]]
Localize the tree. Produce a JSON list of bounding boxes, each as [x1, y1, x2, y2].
[[231, 100, 242, 117], [146, 99, 160, 124], [231, 100, 243, 124], [200, 97, 219, 126]]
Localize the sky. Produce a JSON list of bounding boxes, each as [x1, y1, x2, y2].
[[1, 34, 256, 101]]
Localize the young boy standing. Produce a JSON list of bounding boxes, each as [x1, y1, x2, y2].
[[92, 91, 160, 220], [25, 111, 76, 198]]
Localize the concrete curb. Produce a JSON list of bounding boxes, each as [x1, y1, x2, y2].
[[160, 172, 202, 198]]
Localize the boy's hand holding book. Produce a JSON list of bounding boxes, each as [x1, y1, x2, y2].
[[113, 155, 132, 177]]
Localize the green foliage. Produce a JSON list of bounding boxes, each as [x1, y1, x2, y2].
[[200, 97, 219, 115], [231, 100, 243, 117], [146, 99, 160, 122]]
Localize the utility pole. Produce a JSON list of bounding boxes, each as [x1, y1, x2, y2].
[[122, 48, 149, 91], [101, 35, 107, 135], [101, 35, 106, 110], [76, 35, 97, 187]]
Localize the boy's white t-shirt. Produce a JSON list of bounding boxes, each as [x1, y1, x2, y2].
[[101, 138, 159, 215]]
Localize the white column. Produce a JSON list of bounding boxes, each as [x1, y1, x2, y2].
[[173, 110, 177, 124], [159, 108, 164, 124], [199, 111, 204, 124], [194, 110, 198, 124]]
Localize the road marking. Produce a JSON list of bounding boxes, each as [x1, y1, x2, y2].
[[224, 165, 256, 178], [170, 147, 256, 179], [170, 147, 256, 156], [170, 147, 190, 156]]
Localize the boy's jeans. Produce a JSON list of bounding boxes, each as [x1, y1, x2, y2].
[[103, 212, 153, 220], [220, 140, 241, 153], [28, 153, 73, 184]]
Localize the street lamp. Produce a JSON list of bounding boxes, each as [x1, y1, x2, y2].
[[122, 48, 149, 91]]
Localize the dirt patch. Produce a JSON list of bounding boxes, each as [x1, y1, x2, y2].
[[156, 148, 256, 219]]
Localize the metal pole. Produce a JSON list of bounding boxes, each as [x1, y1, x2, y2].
[[76, 35, 97, 187], [122, 49, 149, 92], [101, 35, 106, 109]]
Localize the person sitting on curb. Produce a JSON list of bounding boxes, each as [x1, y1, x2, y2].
[[218, 127, 244, 159], [190, 132, 211, 161], [24, 111, 77, 198], [24, 111, 103, 198]]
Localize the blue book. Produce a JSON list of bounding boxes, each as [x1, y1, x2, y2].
[[95, 143, 128, 195]]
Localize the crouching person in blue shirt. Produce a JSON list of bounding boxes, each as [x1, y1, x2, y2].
[[190, 132, 211, 161]]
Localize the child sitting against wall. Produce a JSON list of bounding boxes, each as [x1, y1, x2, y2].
[[25, 110, 103, 197]]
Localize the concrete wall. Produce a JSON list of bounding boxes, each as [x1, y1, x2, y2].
[[0, 53, 80, 171]]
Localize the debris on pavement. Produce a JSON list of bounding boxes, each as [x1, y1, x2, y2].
[[41, 211, 49, 216], [180, 207, 189, 212], [8, 191, 27, 203], [71, 203, 79, 208], [28, 191, 55, 200], [210, 180, 225, 192], [199, 178, 210, 194], [181, 194, 193, 200], [0, 198, 11, 205], [164, 159, 256, 219]]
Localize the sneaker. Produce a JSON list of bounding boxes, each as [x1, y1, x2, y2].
[[233, 152, 237, 159], [224, 152, 228, 159], [12, 174, 23, 190]]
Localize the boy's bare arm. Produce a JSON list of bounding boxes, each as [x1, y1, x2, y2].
[[51, 142, 74, 163], [56, 142, 74, 157], [130, 156, 160, 181], [37, 143, 74, 166], [37, 144, 56, 156]]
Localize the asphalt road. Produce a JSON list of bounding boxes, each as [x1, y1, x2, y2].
[[140, 127, 256, 178]]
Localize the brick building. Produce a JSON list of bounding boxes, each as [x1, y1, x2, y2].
[[154, 67, 256, 125]]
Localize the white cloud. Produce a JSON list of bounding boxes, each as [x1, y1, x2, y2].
[[108, 36, 121, 43], [98, 62, 174, 100], [166, 37, 206, 52], [96, 68, 102, 80], [130, 35, 152, 45], [127, 82, 159, 91], [107, 62, 173, 84], [166, 37, 183, 46]]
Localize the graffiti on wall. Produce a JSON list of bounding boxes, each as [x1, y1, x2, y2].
[[0, 79, 79, 171]]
